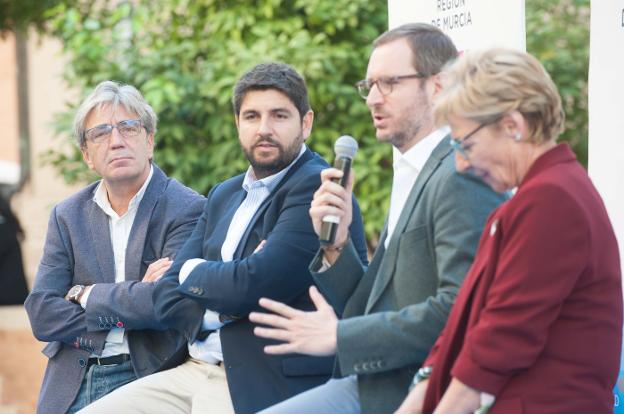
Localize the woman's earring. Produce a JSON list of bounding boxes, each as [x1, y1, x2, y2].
[[514, 132, 522, 141]]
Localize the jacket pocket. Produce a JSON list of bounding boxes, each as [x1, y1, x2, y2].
[[281, 355, 334, 377], [41, 341, 62, 359]]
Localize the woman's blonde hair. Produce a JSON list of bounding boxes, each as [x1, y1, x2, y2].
[[434, 48, 565, 144]]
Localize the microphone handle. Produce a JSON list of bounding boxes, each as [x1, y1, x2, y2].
[[319, 156, 353, 246]]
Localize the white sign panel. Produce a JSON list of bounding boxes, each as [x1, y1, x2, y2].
[[587, 2, 624, 409], [388, 0, 526, 52]]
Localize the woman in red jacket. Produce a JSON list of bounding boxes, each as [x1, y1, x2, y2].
[[397, 48, 622, 414]]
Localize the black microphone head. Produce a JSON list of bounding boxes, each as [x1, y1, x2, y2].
[[334, 135, 358, 159]]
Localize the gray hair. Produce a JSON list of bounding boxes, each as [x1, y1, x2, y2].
[[74, 81, 157, 147]]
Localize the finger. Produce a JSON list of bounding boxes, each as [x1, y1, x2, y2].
[[258, 298, 303, 319], [150, 266, 170, 281], [254, 240, 267, 254], [264, 343, 298, 355], [249, 311, 291, 329], [313, 192, 348, 210], [309, 206, 347, 225], [253, 326, 292, 341], [308, 286, 330, 310], [312, 182, 348, 206], [320, 168, 343, 183]]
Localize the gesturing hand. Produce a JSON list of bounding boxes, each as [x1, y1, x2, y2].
[[249, 286, 338, 356]]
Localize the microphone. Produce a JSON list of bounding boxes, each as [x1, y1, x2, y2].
[[319, 135, 359, 246]]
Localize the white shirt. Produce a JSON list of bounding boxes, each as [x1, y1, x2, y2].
[[182, 145, 307, 364], [385, 127, 449, 249], [82, 165, 154, 357]]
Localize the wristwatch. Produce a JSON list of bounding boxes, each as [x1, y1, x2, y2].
[[409, 365, 433, 391], [67, 284, 86, 304]]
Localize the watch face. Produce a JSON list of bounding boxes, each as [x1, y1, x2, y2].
[[69, 285, 83, 299]]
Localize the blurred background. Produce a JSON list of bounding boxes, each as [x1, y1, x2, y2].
[[0, 0, 589, 412]]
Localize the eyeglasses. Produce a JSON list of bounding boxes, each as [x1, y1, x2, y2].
[[449, 119, 499, 159], [84, 119, 144, 144], [355, 73, 427, 99]]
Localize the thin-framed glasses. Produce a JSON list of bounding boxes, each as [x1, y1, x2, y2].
[[450, 119, 499, 159], [84, 119, 144, 144], [355, 73, 427, 99]]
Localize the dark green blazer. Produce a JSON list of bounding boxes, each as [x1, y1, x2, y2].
[[310, 136, 507, 414]]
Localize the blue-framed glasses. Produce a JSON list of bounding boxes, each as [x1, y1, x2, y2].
[[84, 119, 144, 144]]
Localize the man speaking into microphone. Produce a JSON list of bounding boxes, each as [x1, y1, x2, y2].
[[250, 23, 506, 413]]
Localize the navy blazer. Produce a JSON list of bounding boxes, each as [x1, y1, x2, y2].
[[153, 148, 368, 414], [25, 165, 205, 414]]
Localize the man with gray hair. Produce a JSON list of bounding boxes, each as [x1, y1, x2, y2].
[[79, 62, 368, 414], [25, 81, 205, 414]]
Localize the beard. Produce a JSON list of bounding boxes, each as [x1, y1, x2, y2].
[[383, 84, 433, 151], [243, 134, 304, 179]]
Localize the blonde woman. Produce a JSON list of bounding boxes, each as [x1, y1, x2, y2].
[[397, 49, 622, 414]]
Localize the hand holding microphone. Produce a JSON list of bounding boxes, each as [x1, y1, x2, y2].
[[310, 136, 358, 260]]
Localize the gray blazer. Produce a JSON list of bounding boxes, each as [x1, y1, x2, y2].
[[25, 165, 205, 414], [310, 137, 507, 414]]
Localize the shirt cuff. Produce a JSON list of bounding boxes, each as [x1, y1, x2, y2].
[[179, 258, 207, 284], [202, 310, 224, 330], [79, 285, 95, 309]]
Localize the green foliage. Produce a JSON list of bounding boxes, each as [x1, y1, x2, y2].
[[42, 0, 591, 245], [0, 0, 75, 33], [44, 0, 389, 245], [526, 0, 589, 166]]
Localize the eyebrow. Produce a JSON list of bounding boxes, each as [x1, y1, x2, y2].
[[241, 107, 293, 116]]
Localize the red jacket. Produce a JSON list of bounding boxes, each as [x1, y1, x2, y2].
[[423, 144, 622, 413]]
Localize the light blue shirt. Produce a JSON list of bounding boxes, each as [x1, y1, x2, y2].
[[181, 145, 307, 363]]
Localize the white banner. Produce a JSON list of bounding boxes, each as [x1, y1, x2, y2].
[[588, 1, 624, 411], [388, 0, 525, 51]]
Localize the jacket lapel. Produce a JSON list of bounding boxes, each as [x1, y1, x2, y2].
[[365, 137, 452, 313], [233, 149, 315, 259], [124, 165, 167, 281]]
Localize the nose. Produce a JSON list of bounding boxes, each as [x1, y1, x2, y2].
[[108, 127, 125, 148], [454, 151, 471, 173], [257, 116, 273, 136]]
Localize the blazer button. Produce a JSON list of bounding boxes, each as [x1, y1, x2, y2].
[[78, 358, 86, 367]]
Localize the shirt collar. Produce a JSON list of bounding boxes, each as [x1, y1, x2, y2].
[[392, 126, 450, 171], [93, 164, 154, 218], [242, 144, 307, 192]]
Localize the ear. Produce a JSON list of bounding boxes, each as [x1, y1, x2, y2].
[[301, 110, 314, 141], [81, 146, 95, 171], [235, 114, 241, 133], [500, 110, 527, 140], [429, 72, 445, 100]]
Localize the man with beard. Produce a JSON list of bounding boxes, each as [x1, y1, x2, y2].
[[79, 62, 368, 414], [249, 24, 506, 413]]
